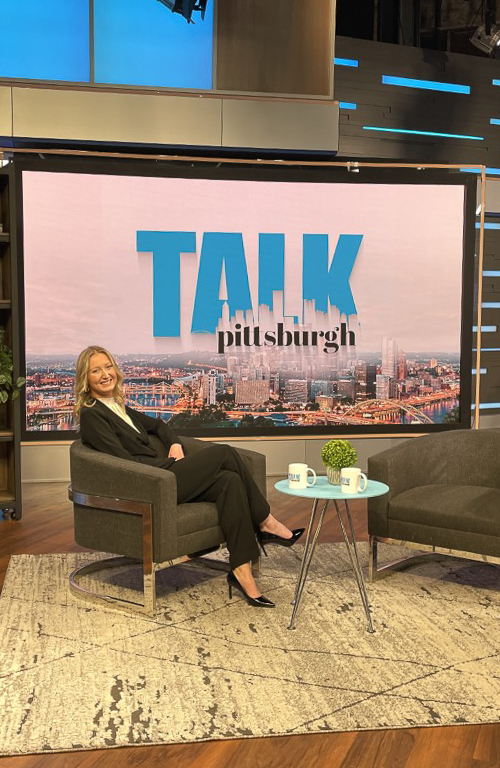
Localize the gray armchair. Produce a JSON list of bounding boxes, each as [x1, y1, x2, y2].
[[69, 436, 266, 616], [367, 428, 500, 580]]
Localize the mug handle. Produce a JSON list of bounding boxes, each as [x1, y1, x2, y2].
[[307, 468, 317, 486], [359, 472, 368, 492]]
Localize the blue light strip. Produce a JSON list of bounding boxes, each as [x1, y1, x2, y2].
[[334, 57, 359, 67], [483, 271, 500, 276], [491, 119, 500, 125], [339, 102, 357, 110], [475, 223, 500, 229], [473, 347, 500, 351], [382, 75, 470, 94], [363, 126, 484, 140], [493, 80, 500, 86], [472, 403, 500, 410], [472, 369, 488, 374], [473, 325, 497, 332], [482, 302, 500, 308], [460, 167, 500, 175]]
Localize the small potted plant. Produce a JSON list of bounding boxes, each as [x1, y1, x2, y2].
[[0, 329, 25, 406], [321, 439, 357, 485]]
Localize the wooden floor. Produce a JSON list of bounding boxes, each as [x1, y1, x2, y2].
[[0, 482, 499, 768]]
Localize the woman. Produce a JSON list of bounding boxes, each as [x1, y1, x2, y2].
[[75, 346, 304, 609]]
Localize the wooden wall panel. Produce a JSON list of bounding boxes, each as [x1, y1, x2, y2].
[[12, 88, 223, 146], [222, 99, 339, 150], [8, 88, 339, 152], [0, 88, 12, 137], [215, 0, 334, 96]]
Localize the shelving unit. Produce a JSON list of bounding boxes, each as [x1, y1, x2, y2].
[[0, 167, 21, 520]]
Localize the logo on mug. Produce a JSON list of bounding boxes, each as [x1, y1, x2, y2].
[[340, 467, 368, 494], [288, 463, 317, 489]]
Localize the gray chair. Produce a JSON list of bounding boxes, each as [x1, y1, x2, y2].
[[367, 428, 500, 581], [69, 436, 266, 616]]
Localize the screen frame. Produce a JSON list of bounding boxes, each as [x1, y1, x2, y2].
[[15, 156, 477, 441]]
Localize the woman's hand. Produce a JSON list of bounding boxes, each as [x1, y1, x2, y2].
[[168, 443, 185, 461]]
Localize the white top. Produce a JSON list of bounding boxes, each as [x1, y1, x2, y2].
[[274, 477, 389, 500], [97, 398, 140, 433]]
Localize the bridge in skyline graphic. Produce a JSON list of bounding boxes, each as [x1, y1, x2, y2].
[[26, 389, 457, 429]]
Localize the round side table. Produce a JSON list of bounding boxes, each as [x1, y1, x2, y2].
[[275, 477, 389, 632]]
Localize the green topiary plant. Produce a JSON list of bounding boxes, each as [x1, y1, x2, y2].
[[0, 330, 25, 404], [321, 439, 357, 470]]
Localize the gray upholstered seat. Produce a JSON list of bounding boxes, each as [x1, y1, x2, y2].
[[69, 435, 266, 615], [367, 428, 500, 579]]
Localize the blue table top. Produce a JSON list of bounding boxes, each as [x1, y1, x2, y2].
[[274, 476, 389, 500]]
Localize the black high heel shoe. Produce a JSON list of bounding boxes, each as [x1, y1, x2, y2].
[[227, 571, 275, 608], [257, 528, 305, 557]]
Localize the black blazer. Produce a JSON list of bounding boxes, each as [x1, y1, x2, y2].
[[80, 399, 180, 469]]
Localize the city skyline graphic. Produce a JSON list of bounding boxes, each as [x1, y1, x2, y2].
[[26, 334, 461, 432]]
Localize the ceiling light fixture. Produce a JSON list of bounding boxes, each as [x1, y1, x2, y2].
[[470, 23, 500, 55]]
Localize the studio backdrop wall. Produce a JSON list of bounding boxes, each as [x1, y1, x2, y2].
[[18, 159, 475, 441]]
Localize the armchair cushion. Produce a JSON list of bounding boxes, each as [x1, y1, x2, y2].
[[390, 484, 500, 537], [176, 502, 219, 537]]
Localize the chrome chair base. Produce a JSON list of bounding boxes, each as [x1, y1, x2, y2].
[[68, 485, 260, 617], [69, 551, 239, 618], [369, 535, 500, 583]]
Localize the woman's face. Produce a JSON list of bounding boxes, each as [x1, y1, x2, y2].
[[87, 352, 117, 399]]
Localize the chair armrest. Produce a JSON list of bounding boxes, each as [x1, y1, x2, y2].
[[70, 443, 178, 553], [368, 435, 447, 498]]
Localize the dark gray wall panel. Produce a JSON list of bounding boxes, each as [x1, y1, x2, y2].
[[335, 36, 500, 166], [335, 35, 500, 412]]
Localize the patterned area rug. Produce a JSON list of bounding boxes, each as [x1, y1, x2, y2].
[[1, 543, 500, 755]]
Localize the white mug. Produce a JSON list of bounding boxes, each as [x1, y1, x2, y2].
[[341, 467, 368, 494], [288, 463, 317, 490]]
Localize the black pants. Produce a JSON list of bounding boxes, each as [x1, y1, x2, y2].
[[168, 444, 270, 569]]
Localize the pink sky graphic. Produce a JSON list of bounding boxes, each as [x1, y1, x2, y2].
[[23, 171, 466, 356]]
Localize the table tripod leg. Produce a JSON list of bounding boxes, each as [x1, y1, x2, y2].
[[333, 499, 374, 633], [289, 499, 329, 630], [332, 499, 365, 592], [291, 498, 318, 604]]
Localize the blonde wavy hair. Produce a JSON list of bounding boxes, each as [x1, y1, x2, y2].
[[73, 345, 125, 421]]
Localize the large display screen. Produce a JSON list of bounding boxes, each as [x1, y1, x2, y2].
[[20, 162, 475, 438], [0, 0, 90, 82], [0, 0, 213, 90], [94, 0, 214, 89]]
